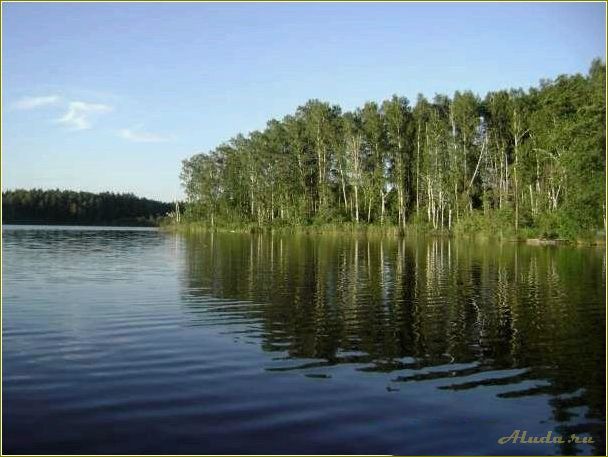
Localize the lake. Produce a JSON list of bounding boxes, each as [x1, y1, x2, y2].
[[2, 225, 605, 455]]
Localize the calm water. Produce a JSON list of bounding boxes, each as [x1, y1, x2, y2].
[[2, 226, 605, 455]]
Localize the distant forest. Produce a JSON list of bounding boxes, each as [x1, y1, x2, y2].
[[181, 60, 605, 239], [2, 189, 173, 226]]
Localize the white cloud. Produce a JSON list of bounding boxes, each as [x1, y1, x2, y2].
[[119, 128, 171, 143], [13, 95, 61, 110], [56, 101, 112, 130]]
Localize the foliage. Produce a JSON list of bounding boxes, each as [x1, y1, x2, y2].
[[181, 61, 605, 240], [2, 189, 173, 226]]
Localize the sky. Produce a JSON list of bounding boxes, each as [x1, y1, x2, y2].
[[2, 2, 606, 202]]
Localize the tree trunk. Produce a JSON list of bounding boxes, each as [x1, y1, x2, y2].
[[354, 185, 359, 223], [416, 122, 421, 215], [380, 190, 386, 225], [513, 109, 520, 232]]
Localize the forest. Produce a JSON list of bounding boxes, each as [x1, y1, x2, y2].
[[2, 189, 173, 226], [180, 60, 606, 240]]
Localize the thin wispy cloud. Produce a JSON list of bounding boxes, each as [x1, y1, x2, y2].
[[56, 101, 112, 130], [13, 95, 61, 110], [119, 128, 171, 143]]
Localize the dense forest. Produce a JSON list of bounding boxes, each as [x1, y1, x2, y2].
[[2, 189, 173, 226], [181, 60, 606, 239]]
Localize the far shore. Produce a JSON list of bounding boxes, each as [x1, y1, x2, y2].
[[2, 219, 159, 228]]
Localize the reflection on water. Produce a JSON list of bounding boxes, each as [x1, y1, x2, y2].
[[182, 232, 606, 455], [3, 227, 606, 455]]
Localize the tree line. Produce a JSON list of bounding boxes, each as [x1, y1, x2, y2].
[[182, 60, 605, 238], [2, 189, 173, 226]]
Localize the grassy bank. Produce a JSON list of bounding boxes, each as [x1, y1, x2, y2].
[[160, 220, 605, 246]]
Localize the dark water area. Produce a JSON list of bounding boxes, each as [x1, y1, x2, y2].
[[2, 226, 605, 455]]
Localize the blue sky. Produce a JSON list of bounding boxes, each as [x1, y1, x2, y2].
[[2, 2, 605, 202]]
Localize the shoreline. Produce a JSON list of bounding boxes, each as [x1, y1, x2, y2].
[[161, 222, 606, 247]]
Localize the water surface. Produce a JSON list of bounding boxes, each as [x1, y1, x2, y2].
[[3, 226, 605, 454]]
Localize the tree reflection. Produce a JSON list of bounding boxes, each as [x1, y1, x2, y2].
[[180, 233, 605, 455]]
